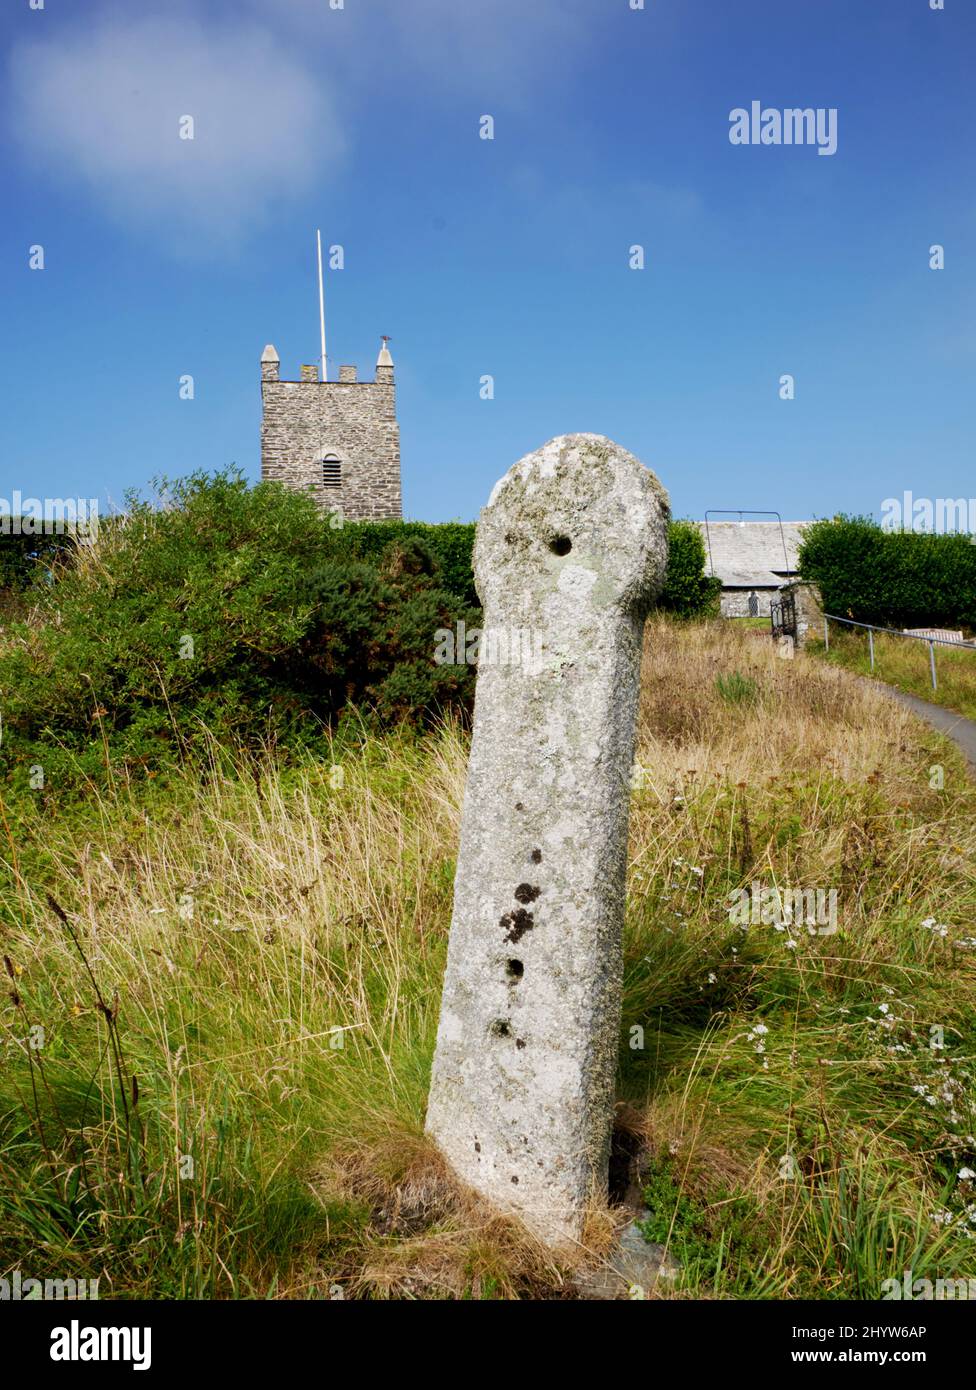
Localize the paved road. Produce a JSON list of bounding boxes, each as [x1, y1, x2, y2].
[[880, 684, 976, 771]]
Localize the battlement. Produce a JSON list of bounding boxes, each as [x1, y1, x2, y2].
[[259, 340, 402, 521]]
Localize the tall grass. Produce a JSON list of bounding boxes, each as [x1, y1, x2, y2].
[[1, 620, 974, 1298]]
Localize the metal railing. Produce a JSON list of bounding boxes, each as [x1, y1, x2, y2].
[[822, 613, 975, 692]]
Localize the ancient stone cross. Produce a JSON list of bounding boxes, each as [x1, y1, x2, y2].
[[426, 433, 669, 1247]]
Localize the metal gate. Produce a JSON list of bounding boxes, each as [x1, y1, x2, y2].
[[770, 592, 797, 640]]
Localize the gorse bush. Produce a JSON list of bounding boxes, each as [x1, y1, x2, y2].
[[330, 520, 480, 608], [798, 516, 976, 630], [0, 471, 477, 792]]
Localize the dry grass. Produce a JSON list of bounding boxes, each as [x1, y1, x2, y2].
[[620, 620, 976, 1295]]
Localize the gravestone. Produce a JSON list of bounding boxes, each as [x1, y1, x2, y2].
[[425, 433, 669, 1247]]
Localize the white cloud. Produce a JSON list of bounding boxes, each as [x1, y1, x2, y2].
[[8, 14, 345, 249], [373, 0, 590, 92], [7, 0, 596, 253], [244, 0, 591, 97]]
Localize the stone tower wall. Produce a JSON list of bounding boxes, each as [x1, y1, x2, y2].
[[260, 356, 402, 521]]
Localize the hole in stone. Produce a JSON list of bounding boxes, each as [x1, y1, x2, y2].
[[511, 1175, 519, 1184], [506, 959, 524, 982], [514, 883, 540, 904], [530, 848, 542, 864], [549, 535, 572, 556], [490, 1019, 512, 1038]]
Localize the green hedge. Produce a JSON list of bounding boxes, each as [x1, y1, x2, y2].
[[798, 517, 976, 630], [2, 510, 716, 620], [338, 517, 717, 619]]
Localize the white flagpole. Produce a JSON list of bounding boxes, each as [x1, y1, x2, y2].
[[316, 229, 327, 382]]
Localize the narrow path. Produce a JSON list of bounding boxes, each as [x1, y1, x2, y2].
[[875, 682, 976, 771]]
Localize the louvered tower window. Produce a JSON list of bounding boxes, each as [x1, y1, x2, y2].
[[322, 454, 341, 488]]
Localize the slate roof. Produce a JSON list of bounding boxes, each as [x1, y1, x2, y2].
[[696, 521, 809, 588]]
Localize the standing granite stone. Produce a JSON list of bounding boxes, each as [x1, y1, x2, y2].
[[426, 434, 670, 1247]]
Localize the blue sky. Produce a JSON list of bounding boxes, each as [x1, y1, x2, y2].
[[2, 0, 973, 525]]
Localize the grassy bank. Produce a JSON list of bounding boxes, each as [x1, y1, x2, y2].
[[813, 627, 976, 720], [2, 620, 975, 1298]]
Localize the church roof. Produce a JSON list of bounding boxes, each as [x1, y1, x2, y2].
[[696, 521, 808, 586], [718, 569, 790, 589]]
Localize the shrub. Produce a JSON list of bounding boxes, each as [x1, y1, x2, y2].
[[0, 472, 476, 792], [333, 520, 478, 606], [798, 517, 976, 631], [0, 476, 722, 795], [715, 671, 758, 705], [0, 525, 69, 592], [658, 520, 722, 619], [0, 525, 72, 620]]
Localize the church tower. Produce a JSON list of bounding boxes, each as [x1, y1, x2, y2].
[[260, 338, 402, 520]]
